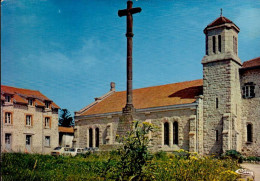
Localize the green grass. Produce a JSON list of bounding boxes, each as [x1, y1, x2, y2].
[[1, 151, 240, 181]]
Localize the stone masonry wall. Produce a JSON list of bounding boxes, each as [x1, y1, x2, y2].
[[75, 107, 199, 153], [203, 60, 232, 154], [240, 69, 260, 156], [230, 60, 242, 152], [2, 103, 59, 154]]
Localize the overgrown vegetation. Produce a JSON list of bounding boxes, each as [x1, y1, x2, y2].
[[222, 150, 260, 163], [1, 122, 241, 181]]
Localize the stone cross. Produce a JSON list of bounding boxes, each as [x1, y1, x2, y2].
[[118, 0, 141, 115]]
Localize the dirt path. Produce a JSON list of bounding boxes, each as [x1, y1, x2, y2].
[[240, 163, 260, 181]]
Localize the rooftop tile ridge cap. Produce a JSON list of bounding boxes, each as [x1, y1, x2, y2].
[[207, 16, 232, 26], [15, 92, 51, 102], [1, 85, 40, 92], [243, 56, 260, 64], [76, 90, 115, 115], [115, 79, 203, 93], [98, 90, 115, 100]]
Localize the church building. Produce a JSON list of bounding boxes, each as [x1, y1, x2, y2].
[[74, 16, 260, 156]]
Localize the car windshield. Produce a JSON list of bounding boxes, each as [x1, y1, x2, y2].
[[69, 148, 75, 151], [54, 147, 62, 150]]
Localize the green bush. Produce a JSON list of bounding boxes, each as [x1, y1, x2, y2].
[[111, 121, 154, 180], [154, 150, 167, 160], [223, 150, 243, 163], [243, 156, 260, 162]]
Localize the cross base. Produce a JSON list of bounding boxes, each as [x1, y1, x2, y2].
[[122, 104, 135, 115], [116, 112, 134, 139]]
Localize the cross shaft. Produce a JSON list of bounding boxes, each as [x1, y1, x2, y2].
[[118, 1, 141, 114]]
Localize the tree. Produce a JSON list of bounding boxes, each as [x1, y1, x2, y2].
[[59, 109, 73, 127]]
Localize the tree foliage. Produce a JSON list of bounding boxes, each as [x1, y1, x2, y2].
[[59, 109, 73, 127]]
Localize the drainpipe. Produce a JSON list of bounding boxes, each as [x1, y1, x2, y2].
[[42, 107, 44, 154], [196, 104, 199, 153]]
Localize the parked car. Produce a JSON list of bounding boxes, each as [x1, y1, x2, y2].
[[68, 148, 84, 157], [51, 147, 66, 156], [63, 147, 71, 156], [83, 147, 99, 153]]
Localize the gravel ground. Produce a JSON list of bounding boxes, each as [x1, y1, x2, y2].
[[240, 163, 260, 181]]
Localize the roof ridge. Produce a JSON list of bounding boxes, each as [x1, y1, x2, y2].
[[243, 56, 260, 63], [114, 79, 203, 93], [75, 90, 115, 115], [1, 85, 40, 92]]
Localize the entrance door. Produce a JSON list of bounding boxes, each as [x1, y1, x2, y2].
[[26, 135, 32, 152], [5, 133, 11, 150]]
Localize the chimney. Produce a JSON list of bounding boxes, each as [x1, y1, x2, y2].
[[110, 82, 115, 91]]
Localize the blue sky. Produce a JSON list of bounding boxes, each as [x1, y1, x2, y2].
[[1, 0, 260, 115]]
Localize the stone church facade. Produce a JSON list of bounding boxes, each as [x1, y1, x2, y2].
[[74, 16, 260, 156]]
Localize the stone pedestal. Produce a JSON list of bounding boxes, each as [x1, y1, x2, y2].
[[116, 113, 134, 138]]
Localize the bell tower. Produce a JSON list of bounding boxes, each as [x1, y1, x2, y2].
[[202, 15, 242, 154]]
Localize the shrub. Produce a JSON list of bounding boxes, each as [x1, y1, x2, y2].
[[110, 121, 154, 180], [154, 151, 167, 160], [243, 156, 260, 162], [172, 149, 190, 159], [223, 150, 243, 163]]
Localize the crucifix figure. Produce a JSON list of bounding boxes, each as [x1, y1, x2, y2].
[[118, 0, 141, 115]]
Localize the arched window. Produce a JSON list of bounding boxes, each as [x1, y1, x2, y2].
[[164, 122, 169, 145], [213, 36, 216, 53], [89, 128, 93, 147], [95, 128, 99, 147], [173, 122, 178, 145], [247, 124, 253, 143], [218, 35, 221, 52]]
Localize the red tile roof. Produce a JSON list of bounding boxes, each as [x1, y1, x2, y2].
[[204, 16, 240, 33], [207, 16, 233, 27], [1, 85, 60, 108], [58, 126, 74, 133], [242, 57, 260, 69], [80, 79, 203, 116], [1, 95, 5, 101]]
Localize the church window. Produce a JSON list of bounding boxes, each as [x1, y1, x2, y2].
[[218, 35, 221, 52], [242, 82, 255, 99], [247, 124, 253, 143], [95, 128, 99, 147], [89, 128, 93, 147], [173, 121, 178, 145], [216, 130, 219, 141], [164, 122, 169, 145], [212, 36, 216, 53], [216, 98, 219, 109]]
